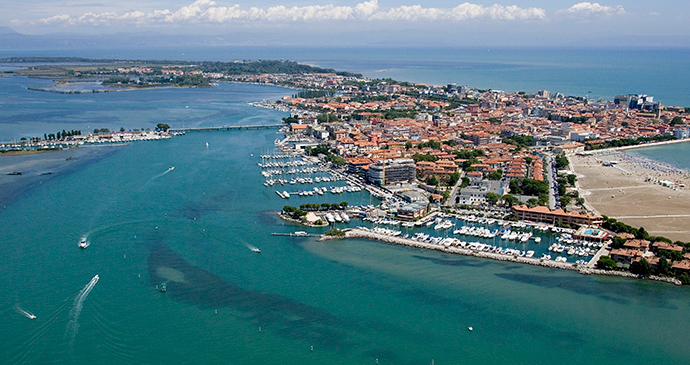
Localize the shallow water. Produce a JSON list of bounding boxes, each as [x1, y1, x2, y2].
[[2, 79, 690, 364]]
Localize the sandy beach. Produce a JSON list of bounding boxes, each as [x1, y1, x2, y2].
[[571, 152, 690, 242]]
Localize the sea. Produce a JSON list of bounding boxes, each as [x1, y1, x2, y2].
[[1, 47, 690, 364]]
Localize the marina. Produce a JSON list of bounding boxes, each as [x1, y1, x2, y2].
[[3, 72, 690, 365]]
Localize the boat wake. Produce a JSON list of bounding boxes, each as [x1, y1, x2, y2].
[[65, 275, 99, 345], [245, 243, 261, 253], [138, 167, 174, 192], [14, 304, 36, 319], [78, 235, 90, 249]]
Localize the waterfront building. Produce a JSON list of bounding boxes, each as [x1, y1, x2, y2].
[[674, 127, 690, 139], [367, 158, 416, 186], [511, 205, 603, 226], [396, 202, 428, 219]]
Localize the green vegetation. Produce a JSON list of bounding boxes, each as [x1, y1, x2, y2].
[[597, 256, 617, 270], [453, 149, 484, 159], [325, 228, 346, 237], [486, 192, 501, 205], [156, 123, 170, 131], [585, 134, 675, 150], [670, 116, 684, 126], [555, 154, 569, 170], [486, 169, 502, 180], [317, 113, 339, 124], [425, 176, 439, 186], [417, 139, 442, 150], [283, 205, 307, 218], [412, 153, 437, 162], [103, 74, 211, 88], [509, 178, 549, 196], [447, 171, 461, 186], [503, 134, 533, 149], [305, 144, 347, 165]]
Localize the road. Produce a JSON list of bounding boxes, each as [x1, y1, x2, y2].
[[545, 154, 557, 209]]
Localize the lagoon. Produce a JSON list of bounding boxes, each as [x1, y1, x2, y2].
[[2, 75, 690, 364]]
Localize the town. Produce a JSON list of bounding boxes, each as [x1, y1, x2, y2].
[[4, 60, 690, 284]]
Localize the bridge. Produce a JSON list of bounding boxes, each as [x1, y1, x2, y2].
[[169, 124, 283, 133]]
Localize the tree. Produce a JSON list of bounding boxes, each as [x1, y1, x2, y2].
[[426, 176, 439, 186], [120, 127, 126, 132], [526, 198, 539, 208], [636, 227, 649, 240], [670, 116, 684, 126], [611, 236, 626, 249], [405, 141, 413, 150], [657, 257, 670, 276], [502, 194, 518, 207], [566, 174, 577, 186], [597, 256, 617, 270], [157, 123, 170, 131], [555, 154, 569, 170], [447, 171, 460, 186], [339, 201, 348, 208], [486, 192, 500, 205], [631, 258, 653, 276], [486, 170, 502, 180]]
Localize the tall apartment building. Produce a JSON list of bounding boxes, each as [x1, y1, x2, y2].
[[367, 158, 416, 186]]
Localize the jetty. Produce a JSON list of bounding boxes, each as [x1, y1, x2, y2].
[[272, 232, 320, 237], [169, 124, 283, 133], [335, 228, 682, 285]]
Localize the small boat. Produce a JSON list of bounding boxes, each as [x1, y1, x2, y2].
[[7, 171, 21, 175], [78, 238, 89, 249], [468, 327, 473, 331], [28, 314, 36, 319], [39, 172, 53, 175], [160, 283, 167, 292], [168, 166, 175, 171], [250, 246, 261, 253]]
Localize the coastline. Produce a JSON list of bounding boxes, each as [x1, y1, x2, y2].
[[583, 138, 690, 154], [330, 228, 681, 285], [571, 151, 690, 241]]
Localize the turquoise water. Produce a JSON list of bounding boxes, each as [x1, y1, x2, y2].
[[626, 142, 690, 171], [3, 76, 690, 364]]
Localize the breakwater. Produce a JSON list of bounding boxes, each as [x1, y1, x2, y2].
[[335, 229, 682, 286]]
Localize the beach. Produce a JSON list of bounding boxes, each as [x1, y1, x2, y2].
[[571, 150, 690, 242]]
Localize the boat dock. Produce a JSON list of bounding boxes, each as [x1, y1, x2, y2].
[[271, 232, 320, 237]]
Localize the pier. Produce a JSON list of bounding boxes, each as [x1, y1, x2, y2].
[[169, 124, 283, 133], [272, 232, 320, 237]]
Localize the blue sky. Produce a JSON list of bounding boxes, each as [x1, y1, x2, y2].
[[3, 1, 689, 46]]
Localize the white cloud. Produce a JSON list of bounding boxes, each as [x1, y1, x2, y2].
[[22, 0, 546, 26], [557, 2, 627, 17]]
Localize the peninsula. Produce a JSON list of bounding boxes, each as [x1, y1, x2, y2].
[[5, 56, 690, 284]]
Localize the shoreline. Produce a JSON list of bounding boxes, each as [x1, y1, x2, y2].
[[570, 150, 690, 241], [332, 228, 681, 285], [583, 138, 690, 155]]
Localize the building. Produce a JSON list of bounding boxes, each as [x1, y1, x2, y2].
[[511, 205, 604, 226], [674, 127, 690, 139], [553, 142, 585, 155], [396, 202, 428, 220], [367, 158, 416, 186]]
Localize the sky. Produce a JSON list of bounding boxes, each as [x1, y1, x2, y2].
[[2, 1, 690, 46]]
